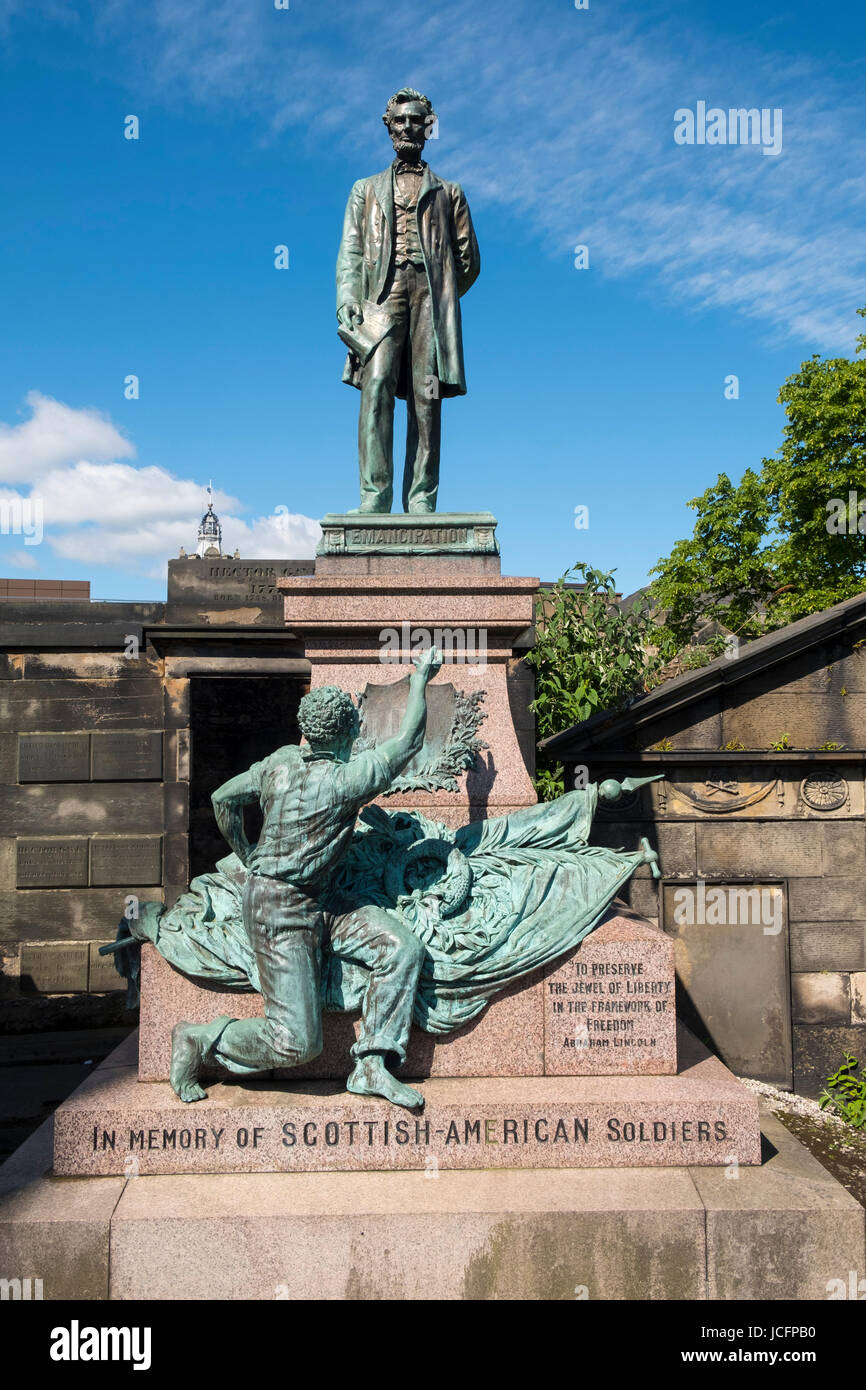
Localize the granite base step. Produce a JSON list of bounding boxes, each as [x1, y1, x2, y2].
[[52, 1025, 759, 1176], [2, 1103, 862, 1300]]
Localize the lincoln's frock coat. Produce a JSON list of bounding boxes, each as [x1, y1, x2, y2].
[[336, 163, 480, 399]]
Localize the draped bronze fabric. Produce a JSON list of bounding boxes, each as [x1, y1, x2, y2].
[[125, 791, 647, 1036]]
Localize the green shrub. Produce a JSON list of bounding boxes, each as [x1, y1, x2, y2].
[[527, 564, 663, 800], [819, 1053, 866, 1130]]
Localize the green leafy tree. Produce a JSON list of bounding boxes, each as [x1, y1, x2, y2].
[[765, 311, 866, 621], [527, 565, 663, 799], [651, 307, 866, 656], [649, 469, 775, 657]]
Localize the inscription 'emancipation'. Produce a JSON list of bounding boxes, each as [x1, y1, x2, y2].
[[350, 526, 469, 546]]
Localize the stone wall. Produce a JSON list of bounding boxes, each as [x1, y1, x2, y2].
[[559, 618, 866, 1095], [0, 598, 310, 1029], [630, 628, 866, 753], [0, 604, 167, 1025]]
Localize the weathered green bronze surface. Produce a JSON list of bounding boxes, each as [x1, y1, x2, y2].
[[166, 646, 444, 1110], [105, 650, 660, 1110], [316, 512, 499, 557], [336, 88, 480, 514]]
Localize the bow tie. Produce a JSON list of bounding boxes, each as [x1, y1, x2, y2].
[[393, 160, 425, 176]]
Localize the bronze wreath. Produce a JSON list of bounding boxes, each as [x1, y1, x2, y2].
[[384, 838, 472, 918]]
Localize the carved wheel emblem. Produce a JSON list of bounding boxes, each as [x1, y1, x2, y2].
[[800, 772, 847, 812]]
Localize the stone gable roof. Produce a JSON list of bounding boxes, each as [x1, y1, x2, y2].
[[540, 588, 866, 757]]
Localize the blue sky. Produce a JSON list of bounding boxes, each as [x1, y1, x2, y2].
[[1, 0, 864, 600]]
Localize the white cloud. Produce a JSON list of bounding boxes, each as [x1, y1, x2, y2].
[[49, 507, 320, 579], [0, 391, 134, 483], [0, 393, 320, 580], [226, 509, 322, 559], [35, 461, 237, 527], [2, 548, 38, 570], [49, 516, 205, 577]]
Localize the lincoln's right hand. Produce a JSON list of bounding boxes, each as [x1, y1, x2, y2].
[[338, 302, 364, 330]]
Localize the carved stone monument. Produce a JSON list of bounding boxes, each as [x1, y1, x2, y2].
[[278, 532, 538, 828], [21, 92, 855, 1307], [48, 79, 765, 1175], [54, 760, 763, 1175]]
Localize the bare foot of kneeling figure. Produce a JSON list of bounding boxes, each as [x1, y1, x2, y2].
[[346, 1054, 424, 1110]]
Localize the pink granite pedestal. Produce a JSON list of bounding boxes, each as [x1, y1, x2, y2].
[[52, 1025, 760, 1177], [278, 551, 538, 827], [137, 910, 677, 1082]]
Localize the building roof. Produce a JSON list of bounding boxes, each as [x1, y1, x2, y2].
[[540, 587, 866, 757]]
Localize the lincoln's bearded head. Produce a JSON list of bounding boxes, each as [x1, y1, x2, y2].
[[382, 87, 436, 163]]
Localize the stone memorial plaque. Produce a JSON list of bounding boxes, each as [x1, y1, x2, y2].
[[19, 942, 89, 994], [543, 918, 677, 1075], [166, 557, 315, 620], [18, 733, 90, 782], [16, 838, 89, 887], [88, 941, 127, 993], [91, 731, 162, 781], [90, 836, 162, 886], [662, 881, 792, 1088]]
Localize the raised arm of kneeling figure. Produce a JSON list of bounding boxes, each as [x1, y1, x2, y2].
[[377, 645, 442, 774]]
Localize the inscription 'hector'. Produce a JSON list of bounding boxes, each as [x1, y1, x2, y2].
[[16, 839, 88, 887]]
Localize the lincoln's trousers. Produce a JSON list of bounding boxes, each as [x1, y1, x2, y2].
[[357, 262, 441, 514]]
